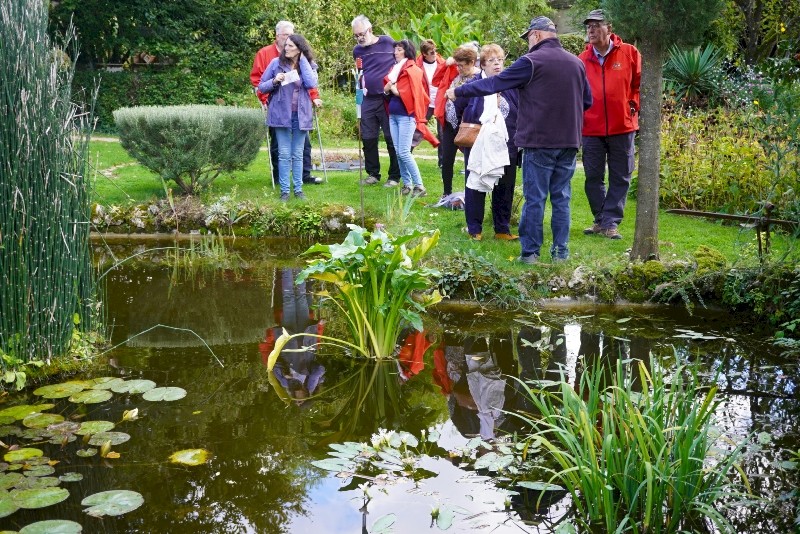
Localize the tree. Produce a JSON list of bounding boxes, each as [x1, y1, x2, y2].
[[603, 0, 724, 260]]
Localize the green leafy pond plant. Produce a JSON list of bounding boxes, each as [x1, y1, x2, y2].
[[266, 225, 442, 368]]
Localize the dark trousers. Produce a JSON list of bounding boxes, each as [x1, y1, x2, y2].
[[582, 132, 636, 229], [411, 108, 443, 167], [464, 152, 517, 235], [360, 95, 400, 182], [270, 127, 313, 184], [441, 122, 468, 196]]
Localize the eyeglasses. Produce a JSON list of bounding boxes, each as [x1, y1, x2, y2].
[[455, 62, 473, 69], [353, 28, 371, 40], [585, 22, 605, 30], [485, 57, 505, 65]]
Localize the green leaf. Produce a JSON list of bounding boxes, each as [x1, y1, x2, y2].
[[517, 481, 564, 491], [68, 390, 113, 404], [75, 421, 115, 436], [4, 448, 44, 462], [11, 486, 70, 509], [310, 459, 355, 472], [22, 413, 65, 429], [81, 490, 144, 517], [23, 465, 55, 477], [436, 507, 455, 530], [58, 472, 84, 482], [75, 449, 97, 458], [33, 382, 86, 399], [371, 513, 396, 533], [110, 379, 156, 394], [88, 432, 130, 446], [0, 404, 55, 421], [169, 449, 211, 466], [0, 493, 20, 518], [0, 472, 24, 490], [90, 377, 125, 390], [19, 519, 83, 533], [142, 387, 186, 402]]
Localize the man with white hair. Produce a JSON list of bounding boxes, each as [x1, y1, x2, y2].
[[351, 14, 401, 187], [251, 20, 323, 186]]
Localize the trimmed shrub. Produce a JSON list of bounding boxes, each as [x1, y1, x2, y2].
[[113, 105, 264, 195], [559, 33, 587, 56]]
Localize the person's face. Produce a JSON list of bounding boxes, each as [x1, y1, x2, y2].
[[276, 30, 292, 50], [423, 48, 437, 61], [586, 21, 611, 48], [527, 30, 539, 49], [284, 39, 299, 59], [455, 59, 475, 76], [352, 24, 372, 45], [394, 45, 406, 62], [482, 54, 504, 77]]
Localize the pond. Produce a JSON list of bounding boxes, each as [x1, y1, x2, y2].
[[1, 239, 797, 533]]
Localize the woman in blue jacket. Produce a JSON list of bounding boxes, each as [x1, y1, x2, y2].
[[258, 34, 319, 201]]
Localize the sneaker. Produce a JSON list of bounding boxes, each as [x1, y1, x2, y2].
[[583, 223, 602, 235], [279, 193, 290, 202], [494, 233, 519, 241], [412, 186, 427, 197], [384, 179, 399, 188], [597, 227, 622, 240], [295, 191, 306, 201], [517, 254, 539, 265], [360, 176, 380, 185], [303, 176, 323, 185], [400, 186, 412, 195]]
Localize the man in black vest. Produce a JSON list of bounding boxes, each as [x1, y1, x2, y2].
[[447, 16, 592, 264]]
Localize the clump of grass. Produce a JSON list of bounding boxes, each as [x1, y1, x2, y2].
[[511, 357, 752, 533], [0, 2, 100, 367]]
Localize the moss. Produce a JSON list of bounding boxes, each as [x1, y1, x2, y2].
[[693, 245, 727, 276]]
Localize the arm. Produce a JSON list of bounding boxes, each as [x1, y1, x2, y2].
[[258, 60, 279, 94], [298, 56, 319, 89], [453, 58, 532, 99], [582, 68, 593, 111]]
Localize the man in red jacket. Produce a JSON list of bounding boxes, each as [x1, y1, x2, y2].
[[579, 9, 641, 240], [250, 20, 323, 186]]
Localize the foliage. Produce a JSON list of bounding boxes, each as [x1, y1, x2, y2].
[[114, 105, 263, 194], [382, 10, 482, 55], [0, 0, 101, 366], [511, 357, 752, 533], [559, 33, 587, 56], [664, 43, 724, 105], [292, 225, 442, 360], [434, 251, 527, 307]]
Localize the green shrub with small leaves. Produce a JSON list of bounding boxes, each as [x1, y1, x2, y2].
[[559, 33, 587, 56], [114, 105, 263, 195]]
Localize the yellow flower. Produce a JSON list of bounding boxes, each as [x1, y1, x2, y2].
[[780, 23, 786, 33], [753, 100, 759, 106]]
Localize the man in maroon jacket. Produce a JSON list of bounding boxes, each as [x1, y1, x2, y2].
[[579, 9, 641, 240], [250, 20, 323, 186]]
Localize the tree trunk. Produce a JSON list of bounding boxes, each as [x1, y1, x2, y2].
[[631, 38, 664, 261]]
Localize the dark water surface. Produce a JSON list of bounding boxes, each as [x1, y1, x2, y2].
[[2, 241, 798, 533]]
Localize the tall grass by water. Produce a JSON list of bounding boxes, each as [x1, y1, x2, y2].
[[0, 1, 99, 367], [513, 357, 752, 533]]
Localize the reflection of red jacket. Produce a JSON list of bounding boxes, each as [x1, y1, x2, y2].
[[431, 344, 452, 395], [385, 60, 440, 147], [250, 43, 320, 105], [398, 331, 432, 379], [579, 34, 641, 136], [432, 64, 458, 127]]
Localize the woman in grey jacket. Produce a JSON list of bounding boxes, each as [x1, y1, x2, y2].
[[258, 34, 319, 201]]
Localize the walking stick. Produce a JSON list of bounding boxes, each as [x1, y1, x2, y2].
[[355, 57, 365, 227], [313, 107, 328, 183], [256, 91, 275, 190]]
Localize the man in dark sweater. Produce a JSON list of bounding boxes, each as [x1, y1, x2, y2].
[[447, 16, 592, 263]]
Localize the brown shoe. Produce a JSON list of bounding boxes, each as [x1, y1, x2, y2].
[[494, 233, 519, 241], [469, 233, 482, 241], [583, 224, 602, 235], [597, 227, 622, 240]]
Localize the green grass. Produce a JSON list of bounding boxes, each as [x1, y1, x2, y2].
[[88, 136, 787, 272]]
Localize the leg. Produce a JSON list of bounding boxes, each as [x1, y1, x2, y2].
[[518, 149, 554, 259], [290, 114, 305, 195], [464, 187, 485, 235], [581, 135, 609, 225], [491, 156, 517, 235], [360, 96, 383, 181], [274, 127, 292, 195], [389, 115, 410, 186], [394, 115, 423, 188], [426, 107, 443, 168], [269, 126, 279, 185], [440, 122, 458, 195], [302, 133, 313, 182], [548, 148, 578, 260], [378, 104, 401, 182], [600, 132, 636, 229]]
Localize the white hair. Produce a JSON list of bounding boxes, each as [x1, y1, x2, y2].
[[275, 20, 294, 34], [351, 15, 371, 30]]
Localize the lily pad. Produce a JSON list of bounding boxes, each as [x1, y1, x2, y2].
[[75, 421, 115, 436], [517, 480, 564, 491], [19, 519, 83, 533], [81, 489, 144, 517], [0, 415, 17, 425], [371, 513, 396, 534], [88, 432, 130, 446], [11, 486, 70, 509], [33, 382, 86, 399], [24, 465, 55, 477], [90, 377, 124, 390], [311, 458, 356, 472], [13, 476, 60, 490], [48, 434, 77, 445], [22, 413, 65, 429], [4, 448, 43, 463], [20, 428, 47, 440], [169, 449, 211, 466], [0, 473, 24, 490], [0, 404, 55, 421], [0, 494, 20, 518], [68, 390, 112, 404], [111, 379, 156, 394], [142, 387, 186, 402], [59, 472, 84, 483], [0, 425, 21, 438], [75, 449, 97, 458], [46, 421, 81, 435]]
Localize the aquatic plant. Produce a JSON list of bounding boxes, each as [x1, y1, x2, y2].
[[0, 0, 100, 371], [510, 357, 753, 533], [267, 225, 441, 365]]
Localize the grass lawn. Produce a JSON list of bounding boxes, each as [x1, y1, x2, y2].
[[88, 137, 787, 271]]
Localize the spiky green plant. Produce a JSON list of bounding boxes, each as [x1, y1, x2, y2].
[[664, 43, 723, 105], [511, 357, 752, 533], [0, 0, 100, 371]]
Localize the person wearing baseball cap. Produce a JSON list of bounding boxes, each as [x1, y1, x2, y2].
[[578, 9, 641, 240], [446, 15, 592, 264]]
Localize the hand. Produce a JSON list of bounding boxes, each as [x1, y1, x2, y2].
[[445, 57, 455, 66], [275, 72, 285, 83], [313, 99, 323, 108], [384, 81, 394, 94], [445, 88, 456, 101]]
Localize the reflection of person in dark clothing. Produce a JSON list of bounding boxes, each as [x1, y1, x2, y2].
[[259, 268, 325, 404]]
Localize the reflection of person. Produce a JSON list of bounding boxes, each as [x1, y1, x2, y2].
[[396, 329, 436, 381], [259, 268, 325, 404], [457, 44, 519, 241], [250, 20, 322, 187], [258, 35, 319, 202], [383, 39, 439, 197], [579, 9, 641, 240], [351, 15, 401, 187], [447, 17, 592, 263]]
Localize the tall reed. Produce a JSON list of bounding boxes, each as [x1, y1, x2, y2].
[[0, 1, 99, 365], [511, 357, 752, 533]]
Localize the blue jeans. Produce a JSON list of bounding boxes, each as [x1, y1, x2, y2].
[[519, 148, 578, 259], [389, 114, 423, 188], [274, 112, 305, 195]]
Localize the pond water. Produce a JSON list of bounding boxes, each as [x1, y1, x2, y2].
[[1, 239, 798, 533]]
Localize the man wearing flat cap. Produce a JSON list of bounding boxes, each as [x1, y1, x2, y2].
[[579, 9, 641, 240], [446, 16, 592, 264]]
